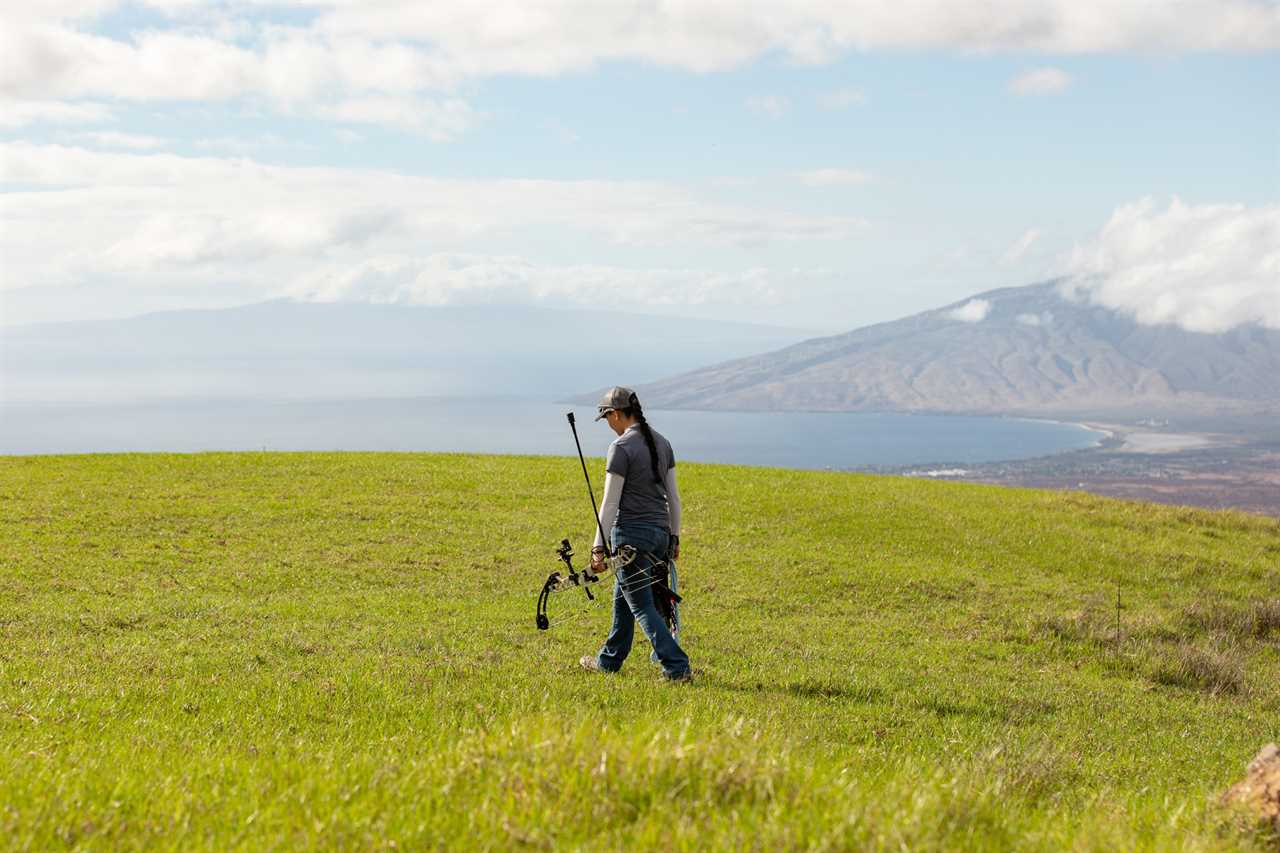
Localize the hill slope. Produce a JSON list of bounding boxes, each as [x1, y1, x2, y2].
[[635, 281, 1280, 415], [1, 452, 1277, 848]]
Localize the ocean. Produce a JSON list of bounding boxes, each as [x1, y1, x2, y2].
[[0, 397, 1102, 468]]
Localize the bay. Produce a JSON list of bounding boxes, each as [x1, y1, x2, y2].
[[0, 396, 1102, 468]]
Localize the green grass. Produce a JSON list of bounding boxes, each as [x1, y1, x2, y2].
[[1, 452, 1278, 850]]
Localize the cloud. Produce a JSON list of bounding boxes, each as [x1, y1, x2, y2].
[[1016, 311, 1053, 327], [1000, 228, 1042, 264], [0, 20, 465, 134], [307, 1, 1280, 58], [1, 1, 119, 23], [286, 254, 811, 310], [948, 298, 991, 323], [4, 3, 1277, 137], [78, 130, 164, 149], [1062, 197, 1280, 332], [0, 143, 864, 301], [194, 133, 297, 153], [99, 206, 405, 270], [745, 94, 789, 118], [0, 26, 260, 101], [1008, 67, 1073, 96], [0, 99, 112, 127], [316, 95, 478, 139], [795, 168, 873, 187], [816, 87, 866, 110]]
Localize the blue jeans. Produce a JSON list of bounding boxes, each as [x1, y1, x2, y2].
[[596, 523, 690, 679]]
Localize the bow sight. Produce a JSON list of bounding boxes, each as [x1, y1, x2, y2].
[[535, 539, 592, 630], [536, 539, 638, 630]]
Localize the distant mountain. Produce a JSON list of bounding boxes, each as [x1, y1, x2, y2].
[[0, 300, 809, 404], [629, 281, 1280, 416]]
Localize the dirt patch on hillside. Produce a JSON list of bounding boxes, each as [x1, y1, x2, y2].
[[1223, 743, 1280, 832]]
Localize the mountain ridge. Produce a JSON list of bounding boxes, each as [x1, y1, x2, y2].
[[629, 280, 1280, 417]]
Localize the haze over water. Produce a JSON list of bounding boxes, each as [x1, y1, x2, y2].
[[0, 398, 1102, 468]]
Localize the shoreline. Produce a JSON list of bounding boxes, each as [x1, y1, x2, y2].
[[899, 420, 1279, 518]]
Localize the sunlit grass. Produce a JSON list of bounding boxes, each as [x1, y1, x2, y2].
[[2, 452, 1278, 849]]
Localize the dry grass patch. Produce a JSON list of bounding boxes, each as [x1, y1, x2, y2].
[[1151, 642, 1247, 696], [1035, 595, 1121, 646], [1183, 599, 1280, 640]]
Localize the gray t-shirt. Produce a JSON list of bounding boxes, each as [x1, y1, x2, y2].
[[606, 424, 675, 530]]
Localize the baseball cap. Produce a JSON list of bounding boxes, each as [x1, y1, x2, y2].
[[594, 386, 638, 420]]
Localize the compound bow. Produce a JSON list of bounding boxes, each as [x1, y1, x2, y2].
[[535, 539, 637, 630], [534, 537, 682, 631], [534, 411, 682, 632]]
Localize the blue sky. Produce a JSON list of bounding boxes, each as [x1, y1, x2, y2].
[[1, 2, 1277, 331]]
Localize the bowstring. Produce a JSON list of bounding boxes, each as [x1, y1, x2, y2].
[[541, 556, 677, 629]]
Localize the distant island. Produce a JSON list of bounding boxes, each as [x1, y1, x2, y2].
[[629, 279, 1280, 419], [0, 300, 809, 405], [622, 279, 1280, 516]]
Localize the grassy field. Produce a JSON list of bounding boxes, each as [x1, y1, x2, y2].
[[1, 452, 1278, 850]]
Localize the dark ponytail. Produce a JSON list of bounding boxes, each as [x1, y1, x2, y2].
[[622, 393, 663, 485]]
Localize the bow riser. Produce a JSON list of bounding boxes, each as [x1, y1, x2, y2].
[[536, 543, 638, 630]]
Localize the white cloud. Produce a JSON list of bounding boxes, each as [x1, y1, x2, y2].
[[194, 133, 297, 153], [746, 94, 789, 118], [1008, 67, 1073, 96], [1062, 197, 1280, 332], [78, 130, 164, 149], [795, 168, 873, 187], [1, 1, 119, 23], [0, 99, 112, 127], [816, 87, 866, 110], [307, 1, 1280, 58], [0, 26, 259, 101], [316, 96, 478, 139], [0, 21, 462, 133], [0, 144, 864, 300], [287, 254, 807, 310], [4, 3, 1277, 136], [1000, 228, 1042, 265], [1016, 311, 1053, 327], [948, 298, 991, 323]]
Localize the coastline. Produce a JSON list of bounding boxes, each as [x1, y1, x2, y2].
[[1011, 416, 1115, 448], [906, 418, 1279, 518]]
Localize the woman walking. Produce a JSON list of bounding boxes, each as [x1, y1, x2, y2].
[[580, 386, 692, 682]]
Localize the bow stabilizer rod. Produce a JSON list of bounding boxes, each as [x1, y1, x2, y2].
[[535, 413, 623, 631], [567, 412, 611, 559]]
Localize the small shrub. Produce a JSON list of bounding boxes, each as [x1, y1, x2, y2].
[[1036, 595, 1121, 646], [1250, 599, 1280, 637], [1183, 602, 1252, 636], [1183, 599, 1280, 640], [1152, 643, 1246, 695]]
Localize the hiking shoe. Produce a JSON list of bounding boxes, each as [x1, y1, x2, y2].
[[580, 655, 606, 673], [665, 670, 693, 684]]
